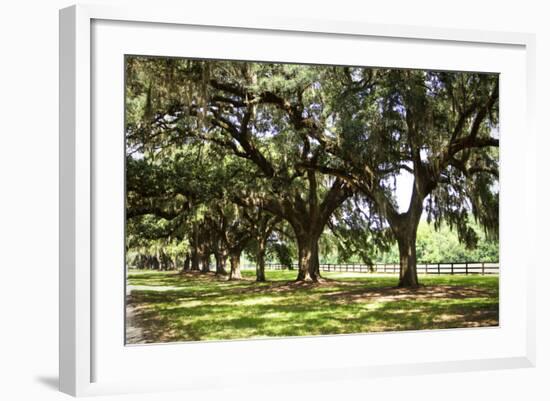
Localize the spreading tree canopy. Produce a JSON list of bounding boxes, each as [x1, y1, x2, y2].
[[125, 56, 499, 286], [302, 68, 499, 286]]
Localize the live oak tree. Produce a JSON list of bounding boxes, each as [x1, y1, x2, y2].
[[204, 62, 354, 282], [125, 154, 194, 271], [242, 208, 282, 282], [126, 97, 282, 281], [209, 201, 253, 280], [125, 117, 232, 274], [303, 68, 499, 287], [128, 58, 353, 282], [126, 215, 188, 271]]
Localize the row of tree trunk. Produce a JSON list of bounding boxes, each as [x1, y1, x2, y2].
[[130, 248, 249, 280], [131, 252, 179, 271], [130, 199, 423, 287]]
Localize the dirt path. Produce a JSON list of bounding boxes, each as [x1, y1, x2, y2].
[[125, 295, 145, 344]]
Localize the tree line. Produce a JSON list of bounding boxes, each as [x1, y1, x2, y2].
[[125, 57, 499, 288]]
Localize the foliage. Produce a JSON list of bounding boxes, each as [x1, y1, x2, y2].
[[268, 241, 295, 269], [377, 220, 499, 263], [124, 56, 499, 284]]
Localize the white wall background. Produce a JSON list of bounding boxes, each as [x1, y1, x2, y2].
[[0, 1, 548, 400]]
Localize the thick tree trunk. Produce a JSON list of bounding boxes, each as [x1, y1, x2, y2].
[[215, 251, 228, 275], [389, 177, 429, 288], [396, 229, 419, 288], [229, 250, 242, 280], [256, 238, 266, 282], [136, 255, 144, 269], [152, 255, 160, 270], [190, 250, 200, 271], [156, 250, 163, 271], [295, 234, 321, 282], [190, 224, 200, 271], [201, 254, 210, 273], [182, 254, 190, 272]]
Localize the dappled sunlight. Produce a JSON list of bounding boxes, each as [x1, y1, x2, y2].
[[233, 296, 279, 306], [128, 285, 186, 292], [322, 285, 497, 304], [123, 61, 500, 343], [126, 270, 498, 343]]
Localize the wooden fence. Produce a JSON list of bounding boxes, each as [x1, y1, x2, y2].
[[243, 262, 499, 275]]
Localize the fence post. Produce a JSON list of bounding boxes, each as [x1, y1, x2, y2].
[[293, 260, 495, 275]]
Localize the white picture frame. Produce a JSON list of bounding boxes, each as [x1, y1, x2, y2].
[[59, 4, 536, 397]]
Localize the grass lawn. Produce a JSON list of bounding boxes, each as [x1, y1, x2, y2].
[[126, 269, 499, 344]]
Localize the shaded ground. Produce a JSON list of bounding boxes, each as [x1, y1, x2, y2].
[[126, 270, 499, 344], [125, 303, 143, 344]]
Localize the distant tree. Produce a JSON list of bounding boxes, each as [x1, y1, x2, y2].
[[243, 209, 281, 281], [378, 220, 499, 264]]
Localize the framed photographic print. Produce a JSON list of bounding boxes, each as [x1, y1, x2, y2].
[[59, 4, 536, 397]]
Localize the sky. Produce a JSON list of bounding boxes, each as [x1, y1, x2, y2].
[[395, 170, 414, 213]]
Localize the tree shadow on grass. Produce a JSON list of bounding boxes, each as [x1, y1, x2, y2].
[[125, 271, 499, 344], [127, 295, 498, 344], [322, 285, 497, 304]]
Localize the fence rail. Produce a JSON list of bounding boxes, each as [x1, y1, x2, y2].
[[243, 262, 499, 275]]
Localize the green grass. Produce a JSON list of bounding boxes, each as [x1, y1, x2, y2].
[[126, 269, 499, 344]]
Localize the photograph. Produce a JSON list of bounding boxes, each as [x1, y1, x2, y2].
[[1, 0, 544, 399], [124, 56, 500, 344]]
